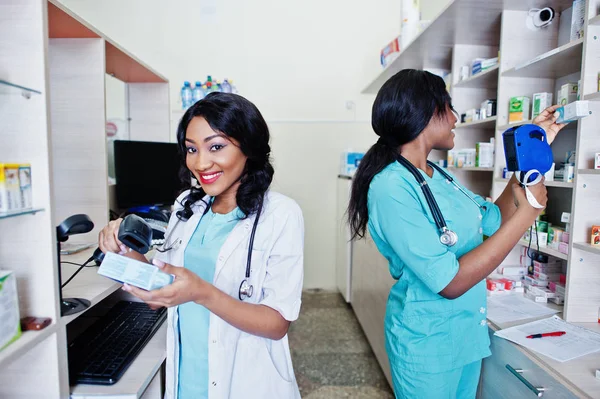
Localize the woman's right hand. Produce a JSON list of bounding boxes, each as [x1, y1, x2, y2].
[[512, 180, 547, 218], [98, 218, 128, 255]]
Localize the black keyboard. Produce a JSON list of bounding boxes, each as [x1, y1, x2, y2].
[[68, 301, 167, 385]]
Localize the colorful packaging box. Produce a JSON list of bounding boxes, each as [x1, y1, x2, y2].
[[554, 100, 589, 123], [559, 242, 569, 254], [592, 225, 600, 247], [0, 165, 7, 212], [571, 0, 586, 41], [595, 153, 600, 169], [509, 96, 531, 123], [533, 92, 553, 118], [476, 142, 494, 167], [380, 36, 401, 68], [548, 226, 564, 250], [18, 164, 32, 210], [558, 83, 578, 106], [3, 164, 21, 211], [0, 271, 21, 352]]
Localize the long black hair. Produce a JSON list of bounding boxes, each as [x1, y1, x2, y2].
[[176, 92, 274, 219], [347, 69, 452, 239]]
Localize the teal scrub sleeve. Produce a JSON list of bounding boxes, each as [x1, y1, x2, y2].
[[370, 182, 459, 294], [465, 189, 502, 237], [443, 169, 502, 236]]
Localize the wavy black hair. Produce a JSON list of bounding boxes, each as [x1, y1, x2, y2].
[[176, 92, 274, 219], [347, 69, 452, 239]]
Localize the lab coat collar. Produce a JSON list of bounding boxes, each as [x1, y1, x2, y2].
[[179, 194, 257, 282]]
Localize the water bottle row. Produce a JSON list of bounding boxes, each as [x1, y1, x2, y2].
[[181, 75, 238, 110]]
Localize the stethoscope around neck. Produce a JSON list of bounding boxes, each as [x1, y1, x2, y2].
[[158, 197, 262, 301], [395, 155, 485, 247]]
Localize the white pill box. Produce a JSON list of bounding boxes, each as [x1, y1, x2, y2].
[[98, 252, 174, 291], [554, 100, 589, 123]]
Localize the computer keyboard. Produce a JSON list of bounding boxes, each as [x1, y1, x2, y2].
[[68, 301, 167, 385]]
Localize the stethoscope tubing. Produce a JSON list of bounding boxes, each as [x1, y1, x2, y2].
[[158, 196, 262, 300], [396, 155, 484, 246]]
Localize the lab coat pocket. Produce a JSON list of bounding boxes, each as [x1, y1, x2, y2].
[[230, 336, 297, 398]]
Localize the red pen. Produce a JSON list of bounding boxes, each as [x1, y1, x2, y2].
[[526, 331, 566, 339]]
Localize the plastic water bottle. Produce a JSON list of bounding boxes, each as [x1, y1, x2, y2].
[[221, 79, 232, 93], [192, 81, 205, 103], [229, 80, 239, 94], [181, 81, 192, 110], [205, 81, 215, 94]]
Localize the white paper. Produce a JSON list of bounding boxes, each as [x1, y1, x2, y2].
[[495, 315, 600, 362], [487, 293, 559, 324]]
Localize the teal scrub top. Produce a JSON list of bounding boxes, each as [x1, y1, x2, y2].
[[178, 206, 240, 399], [367, 162, 502, 373]]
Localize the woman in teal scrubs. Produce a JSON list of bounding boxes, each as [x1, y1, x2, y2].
[[347, 69, 565, 398]]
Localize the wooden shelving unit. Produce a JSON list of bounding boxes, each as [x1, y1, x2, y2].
[[455, 116, 497, 129], [453, 65, 499, 89], [502, 39, 584, 79], [518, 240, 569, 261], [0, 208, 45, 220], [448, 166, 494, 172], [572, 242, 600, 256], [494, 177, 574, 188], [0, 1, 170, 397]]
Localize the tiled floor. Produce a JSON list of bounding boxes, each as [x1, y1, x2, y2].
[[288, 289, 394, 398]]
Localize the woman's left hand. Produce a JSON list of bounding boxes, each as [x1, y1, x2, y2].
[[122, 259, 214, 309], [533, 105, 568, 144]]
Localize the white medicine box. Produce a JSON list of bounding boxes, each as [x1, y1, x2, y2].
[[0, 271, 21, 351]]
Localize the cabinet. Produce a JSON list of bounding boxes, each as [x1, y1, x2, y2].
[[481, 328, 576, 398], [335, 176, 353, 302], [0, 1, 169, 397]]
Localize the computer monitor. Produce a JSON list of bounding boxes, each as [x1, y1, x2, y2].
[[113, 140, 182, 209]]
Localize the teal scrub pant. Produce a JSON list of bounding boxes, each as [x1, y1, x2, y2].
[[390, 360, 482, 399]]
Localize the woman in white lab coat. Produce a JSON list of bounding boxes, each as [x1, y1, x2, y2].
[[98, 92, 304, 399]]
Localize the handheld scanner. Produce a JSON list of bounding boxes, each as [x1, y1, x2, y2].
[[118, 214, 153, 254], [503, 124, 553, 183]]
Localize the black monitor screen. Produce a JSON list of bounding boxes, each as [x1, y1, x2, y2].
[[114, 140, 182, 209]]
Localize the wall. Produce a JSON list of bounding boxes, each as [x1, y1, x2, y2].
[[57, 0, 400, 289]]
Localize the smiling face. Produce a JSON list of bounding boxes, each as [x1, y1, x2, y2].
[[428, 104, 458, 151], [184, 116, 248, 200]]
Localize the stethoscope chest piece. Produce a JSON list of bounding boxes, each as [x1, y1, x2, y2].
[[440, 228, 458, 247], [239, 279, 253, 300]]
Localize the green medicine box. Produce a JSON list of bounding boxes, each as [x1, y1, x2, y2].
[[0, 271, 22, 351]]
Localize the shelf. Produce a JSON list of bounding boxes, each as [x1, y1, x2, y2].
[[494, 178, 573, 188], [577, 169, 600, 175], [589, 15, 600, 26], [361, 0, 506, 94], [497, 120, 533, 131], [0, 324, 57, 369], [584, 92, 600, 101], [70, 323, 166, 399], [0, 79, 42, 97], [0, 208, 45, 220], [448, 166, 494, 172], [455, 116, 497, 129], [453, 65, 499, 89], [502, 39, 583, 79], [573, 242, 600, 256], [518, 240, 568, 260]]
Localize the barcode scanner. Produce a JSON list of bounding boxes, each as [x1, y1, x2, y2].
[[93, 214, 153, 265]]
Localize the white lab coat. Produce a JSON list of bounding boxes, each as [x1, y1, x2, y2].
[[154, 190, 304, 399]]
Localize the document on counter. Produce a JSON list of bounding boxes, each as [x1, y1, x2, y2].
[[487, 293, 559, 324], [495, 315, 600, 362]]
